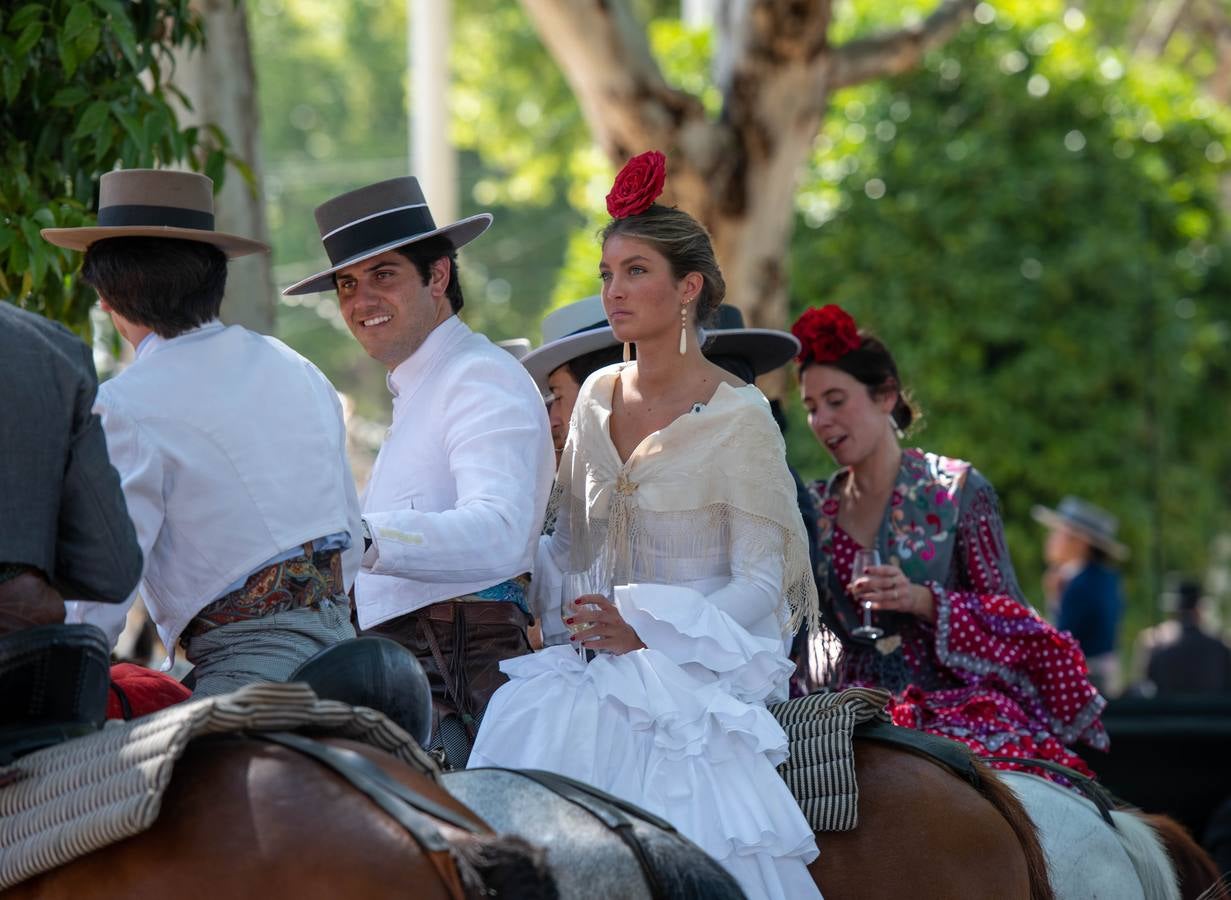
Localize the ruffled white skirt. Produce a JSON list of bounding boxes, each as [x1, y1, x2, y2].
[[469, 584, 821, 900]]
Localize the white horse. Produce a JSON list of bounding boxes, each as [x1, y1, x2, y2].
[[1000, 771, 1180, 900]]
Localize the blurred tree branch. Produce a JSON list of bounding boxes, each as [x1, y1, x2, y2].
[[516, 0, 976, 343]]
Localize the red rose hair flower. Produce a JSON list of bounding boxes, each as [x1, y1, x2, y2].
[[791, 304, 861, 365], [606, 150, 667, 218]]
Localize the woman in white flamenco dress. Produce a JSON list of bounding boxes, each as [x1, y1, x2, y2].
[[470, 353, 824, 900]]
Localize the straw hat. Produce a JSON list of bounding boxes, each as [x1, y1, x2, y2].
[[283, 177, 491, 295], [41, 169, 269, 258]]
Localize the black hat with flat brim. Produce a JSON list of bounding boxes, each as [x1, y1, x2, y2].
[[283, 176, 492, 295], [701, 304, 800, 375]]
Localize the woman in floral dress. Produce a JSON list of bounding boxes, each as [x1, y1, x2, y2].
[[793, 304, 1107, 777]]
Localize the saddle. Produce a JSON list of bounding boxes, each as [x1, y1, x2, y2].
[[444, 767, 745, 900], [289, 636, 434, 748], [0, 681, 441, 889], [0, 623, 111, 764], [768, 687, 893, 831], [852, 718, 985, 789]]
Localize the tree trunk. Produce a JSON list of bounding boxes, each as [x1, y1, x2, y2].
[[172, 0, 275, 333], [692, 126, 823, 331], [411, 0, 457, 222], [518, 0, 974, 335]]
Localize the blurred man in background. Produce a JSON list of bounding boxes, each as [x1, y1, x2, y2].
[[1035, 496, 1127, 695], [1133, 578, 1231, 696]]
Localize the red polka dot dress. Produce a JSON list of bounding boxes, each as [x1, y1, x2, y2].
[[811, 450, 1107, 783]]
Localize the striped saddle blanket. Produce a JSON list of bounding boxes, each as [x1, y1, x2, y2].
[[0, 681, 438, 889], [768, 687, 893, 832]]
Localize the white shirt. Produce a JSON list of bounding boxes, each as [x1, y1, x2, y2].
[[66, 321, 363, 656], [357, 315, 555, 628]]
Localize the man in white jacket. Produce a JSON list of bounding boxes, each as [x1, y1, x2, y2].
[[284, 177, 554, 767], [43, 169, 362, 696]]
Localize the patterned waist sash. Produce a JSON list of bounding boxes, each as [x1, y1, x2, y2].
[[471, 576, 531, 616], [181, 544, 346, 644]]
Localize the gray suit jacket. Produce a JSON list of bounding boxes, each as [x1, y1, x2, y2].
[[0, 302, 141, 602]]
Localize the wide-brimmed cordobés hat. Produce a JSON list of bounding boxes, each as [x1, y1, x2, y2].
[[282, 177, 492, 296], [520, 295, 618, 392], [1032, 496, 1129, 560], [520, 298, 802, 392], [41, 169, 269, 258], [702, 305, 800, 374]]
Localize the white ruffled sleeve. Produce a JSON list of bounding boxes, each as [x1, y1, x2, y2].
[[531, 540, 569, 647], [613, 518, 793, 705], [530, 483, 572, 647]]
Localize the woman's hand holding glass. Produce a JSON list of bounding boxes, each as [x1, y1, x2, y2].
[[561, 569, 645, 656], [564, 593, 646, 655], [849, 560, 936, 623]]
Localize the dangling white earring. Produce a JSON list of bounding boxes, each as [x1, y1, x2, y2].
[[623, 341, 631, 363], [679, 302, 688, 355]]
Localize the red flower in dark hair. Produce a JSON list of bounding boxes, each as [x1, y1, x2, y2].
[[791, 304, 861, 364], [606, 150, 667, 218]]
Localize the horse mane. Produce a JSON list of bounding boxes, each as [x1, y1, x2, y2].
[[969, 757, 1056, 900], [453, 833, 559, 900], [1108, 808, 1181, 900], [1131, 810, 1229, 900]]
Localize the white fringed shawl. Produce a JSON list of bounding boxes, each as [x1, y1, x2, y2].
[[559, 364, 820, 636]]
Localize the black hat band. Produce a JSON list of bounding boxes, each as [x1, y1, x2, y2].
[[97, 204, 215, 231], [323, 206, 438, 264], [564, 319, 610, 338]]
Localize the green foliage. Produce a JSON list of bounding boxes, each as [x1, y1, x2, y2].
[[250, 0, 587, 421], [788, 2, 1231, 636], [0, 0, 227, 337]]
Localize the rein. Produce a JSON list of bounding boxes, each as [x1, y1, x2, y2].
[[984, 755, 1120, 828]]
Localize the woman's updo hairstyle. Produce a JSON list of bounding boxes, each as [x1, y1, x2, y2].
[[601, 207, 726, 328], [600, 150, 725, 328], [791, 304, 921, 434]]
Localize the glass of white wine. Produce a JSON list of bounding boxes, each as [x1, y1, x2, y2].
[[851, 548, 885, 640], [562, 568, 609, 659]]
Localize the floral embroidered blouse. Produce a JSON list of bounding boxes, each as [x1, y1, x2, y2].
[[809, 449, 1107, 776]]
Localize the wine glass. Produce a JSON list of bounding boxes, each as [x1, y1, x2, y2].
[[562, 568, 609, 658], [850, 548, 885, 640]]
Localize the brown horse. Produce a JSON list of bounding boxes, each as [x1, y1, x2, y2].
[[6, 734, 1053, 900], [810, 742, 1053, 900], [3, 735, 556, 900]]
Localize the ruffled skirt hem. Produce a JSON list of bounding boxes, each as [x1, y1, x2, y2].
[[473, 645, 821, 900]]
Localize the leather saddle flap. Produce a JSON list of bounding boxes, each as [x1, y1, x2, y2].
[[0, 682, 438, 889]]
